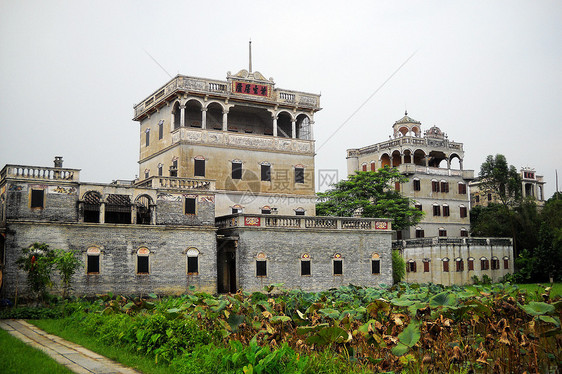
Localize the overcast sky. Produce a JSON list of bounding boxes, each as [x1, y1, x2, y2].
[[1, 1, 560, 198]]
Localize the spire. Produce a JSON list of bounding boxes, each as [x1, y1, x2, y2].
[[249, 39, 252, 73]]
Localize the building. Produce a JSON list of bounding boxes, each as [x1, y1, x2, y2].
[[470, 167, 546, 207], [346, 113, 514, 285], [346, 113, 474, 239], [0, 67, 394, 298]]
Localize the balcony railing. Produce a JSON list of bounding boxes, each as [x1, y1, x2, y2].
[[216, 214, 391, 231], [1, 165, 80, 182], [393, 237, 513, 248], [135, 176, 215, 190], [349, 136, 464, 155]]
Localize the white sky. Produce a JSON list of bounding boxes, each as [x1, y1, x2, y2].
[[1, 1, 560, 198]]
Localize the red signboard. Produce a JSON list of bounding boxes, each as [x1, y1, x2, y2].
[[233, 81, 270, 98], [375, 221, 389, 230], [244, 216, 261, 226]]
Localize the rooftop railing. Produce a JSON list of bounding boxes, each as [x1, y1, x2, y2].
[[393, 237, 513, 248], [1, 165, 80, 182], [216, 214, 392, 231], [349, 136, 464, 155], [135, 176, 215, 190]]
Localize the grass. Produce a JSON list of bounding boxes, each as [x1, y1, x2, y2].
[[0, 327, 74, 374], [29, 319, 171, 374]]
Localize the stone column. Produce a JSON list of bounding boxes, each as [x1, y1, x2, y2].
[[201, 108, 207, 129], [222, 110, 228, 131], [447, 158, 451, 169], [291, 119, 296, 138], [401, 153, 405, 164], [131, 205, 137, 224], [99, 202, 105, 224], [180, 105, 186, 127], [309, 121, 315, 140], [459, 159, 463, 170], [273, 115, 278, 137], [150, 204, 157, 225]]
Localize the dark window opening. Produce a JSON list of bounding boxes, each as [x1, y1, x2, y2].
[[440, 181, 449, 193], [413, 179, 421, 191], [295, 210, 305, 216], [395, 181, 400, 192], [333, 260, 343, 275], [481, 259, 489, 271], [415, 204, 422, 211], [468, 258, 474, 271], [396, 230, 403, 240], [187, 256, 198, 274], [504, 258, 509, 269], [232, 162, 242, 180], [232, 207, 241, 214], [371, 259, 380, 274], [145, 130, 150, 147], [416, 229, 424, 238], [30, 189, 44, 208], [423, 261, 430, 272], [158, 121, 164, 140], [261, 165, 271, 181], [136, 195, 152, 225], [460, 206, 468, 218], [83, 191, 101, 223], [456, 259, 464, 272], [406, 261, 416, 273], [261, 209, 271, 214], [491, 258, 500, 270], [105, 194, 132, 224], [443, 260, 449, 272], [137, 256, 149, 274], [461, 229, 468, 237], [170, 159, 178, 177], [301, 261, 311, 276], [185, 198, 196, 215], [458, 183, 467, 194], [194, 159, 205, 177], [432, 181, 440, 192], [87, 255, 100, 274], [433, 205, 441, 216], [443, 205, 450, 217], [295, 167, 304, 184], [475, 195, 480, 203], [439, 229, 447, 237], [487, 193, 492, 201], [256, 260, 267, 276], [158, 165, 163, 176]]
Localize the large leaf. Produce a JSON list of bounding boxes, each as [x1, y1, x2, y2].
[[270, 315, 291, 324], [319, 308, 340, 319], [519, 302, 555, 316], [227, 314, 246, 332], [391, 342, 409, 356], [397, 322, 421, 347], [429, 292, 458, 308]]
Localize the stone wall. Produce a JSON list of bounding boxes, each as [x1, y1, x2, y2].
[[2, 222, 217, 298]]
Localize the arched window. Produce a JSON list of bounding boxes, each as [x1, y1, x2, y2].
[[370, 161, 376, 171], [467, 257, 475, 271], [460, 205, 468, 218], [413, 178, 421, 191], [442, 204, 450, 217], [371, 253, 380, 274], [460, 228, 468, 237], [135, 195, 153, 225], [83, 191, 101, 223], [295, 207, 305, 216], [256, 252, 267, 277], [86, 246, 100, 274], [137, 247, 150, 274], [333, 253, 343, 275], [503, 256, 509, 269], [480, 257, 489, 271], [491, 256, 500, 270], [406, 260, 417, 273], [423, 259, 430, 272], [442, 258, 449, 272], [361, 163, 367, 172], [301, 253, 311, 276], [232, 204, 243, 214], [187, 248, 199, 275], [455, 258, 464, 272]]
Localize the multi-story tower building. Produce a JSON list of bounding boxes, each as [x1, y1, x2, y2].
[[470, 167, 546, 207], [346, 113, 475, 239], [133, 68, 321, 216]]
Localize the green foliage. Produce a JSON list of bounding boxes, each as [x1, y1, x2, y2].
[[478, 154, 522, 207], [392, 249, 405, 284], [316, 168, 423, 230], [0, 306, 63, 319], [53, 249, 83, 298]]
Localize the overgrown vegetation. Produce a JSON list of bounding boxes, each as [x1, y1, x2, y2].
[[21, 283, 562, 373]]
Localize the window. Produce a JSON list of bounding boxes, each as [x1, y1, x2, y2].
[[415, 203, 422, 211], [396, 230, 402, 240], [487, 193, 492, 201], [145, 170, 150, 179], [158, 164, 163, 177], [442, 258, 449, 272], [415, 228, 424, 238], [232, 161, 242, 180], [105, 194, 132, 224], [256, 253, 267, 277], [362, 163, 367, 171], [137, 247, 149, 274], [440, 181, 449, 193], [406, 260, 417, 273], [460, 206, 468, 218], [194, 157, 205, 177], [370, 162, 376, 171], [394, 182, 400, 192], [261, 164, 271, 181], [187, 248, 199, 274], [413, 179, 421, 191], [439, 229, 447, 237], [443, 205, 450, 217], [475, 195, 480, 203], [460, 228, 468, 237], [432, 180, 440, 193], [301, 254, 311, 276], [158, 120, 164, 140], [491, 257, 500, 270], [83, 191, 101, 223], [458, 183, 467, 194], [295, 208, 305, 216], [371, 253, 380, 274], [261, 206, 271, 214], [480, 257, 489, 271], [456, 258, 464, 272], [433, 204, 441, 216], [30, 189, 44, 208], [185, 197, 196, 215], [295, 167, 304, 184], [232, 205, 242, 214], [86, 247, 100, 274], [503, 257, 509, 269], [423, 260, 430, 272], [333, 253, 343, 275], [145, 129, 150, 147], [135, 194, 153, 225], [468, 257, 474, 271], [170, 159, 178, 177]]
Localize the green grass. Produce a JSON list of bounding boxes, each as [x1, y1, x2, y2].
[[516, 283, 562, 298], [29, 319, 171, 374], [0, 327, 74, 374]]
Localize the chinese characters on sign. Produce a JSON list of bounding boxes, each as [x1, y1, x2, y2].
[[233, 81, 270, 98]]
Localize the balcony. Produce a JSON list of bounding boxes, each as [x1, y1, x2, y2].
[[216, 214, 392, 231], [172, 127, 315, 155], [1, 164, 80, 182], [396, 164, 474, 179], [135, 176, 215, 190], [350, 136, 464, 155]]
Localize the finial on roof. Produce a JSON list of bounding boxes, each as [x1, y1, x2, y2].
[[249, 39, 252, 73], [405, 110, 408, 116]]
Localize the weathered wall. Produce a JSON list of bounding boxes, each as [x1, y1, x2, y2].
[[221, 227, 393, 292], [2, 222, 217, 297]]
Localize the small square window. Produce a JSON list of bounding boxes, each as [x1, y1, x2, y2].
[[261, 209, 271, 214], [333, 260, 343, 275], [295, 167, 304, 184], [295, 210, 305, 216], [30, 189, 44, 208], [261, 165, 271, 181], [256, 260, 267, 276], [301, 260, 311, 276], [185, 198, 196, 215]]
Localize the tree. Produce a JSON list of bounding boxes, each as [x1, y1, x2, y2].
[[316, 168, 423, 230], [478, 154, 522, 208], [392, 250, 406, 284], [54, 249, 83, 298]]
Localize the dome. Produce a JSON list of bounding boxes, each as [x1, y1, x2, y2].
[[425, 126, 445, 139]]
